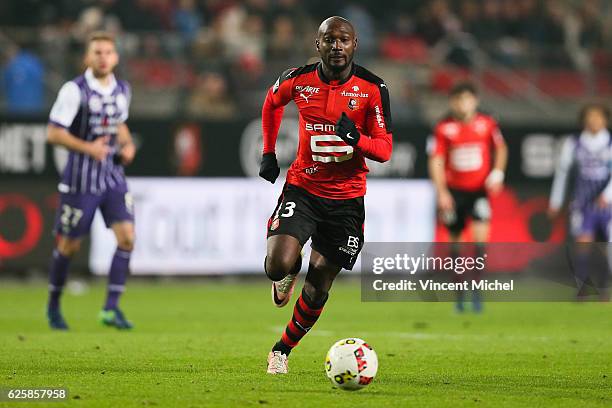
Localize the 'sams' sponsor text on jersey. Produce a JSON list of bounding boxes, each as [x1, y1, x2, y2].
[[305, 123, 335, 132], [305, 123, 353, 163]]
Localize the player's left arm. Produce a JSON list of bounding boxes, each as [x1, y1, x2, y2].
[[116, 123, 136, 165], [360, 82, 393, 162], [335, 82, 393, 162], [485, 123, 508, 194], [597, 142, 612, 208], [116, 83, 135, 166]]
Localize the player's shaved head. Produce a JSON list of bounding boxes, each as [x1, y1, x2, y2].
[[317, 16, 355, 38], [316, 16, 357, 78]]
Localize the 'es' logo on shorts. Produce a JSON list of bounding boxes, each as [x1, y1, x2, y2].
[[270, 218, 280, 231], [347, 236, 360, 249]]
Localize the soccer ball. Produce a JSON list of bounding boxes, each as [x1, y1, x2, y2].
[[325, 338, 378, 391]]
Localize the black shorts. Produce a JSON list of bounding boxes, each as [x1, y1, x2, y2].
[[443, 188, 491, 234], [267, 184, 365, 270]]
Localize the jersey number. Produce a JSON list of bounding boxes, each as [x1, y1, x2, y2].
[[60, 205, 83, 229], [449, 144, 483, 172], [311, 135, 354, 163], [125, 193, 134, 214], [280, 201, 296, 218]]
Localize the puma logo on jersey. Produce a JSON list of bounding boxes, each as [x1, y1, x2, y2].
[[296, 85, 320, 104]]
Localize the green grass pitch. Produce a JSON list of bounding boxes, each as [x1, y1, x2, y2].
[[0, 279, 610, 407]]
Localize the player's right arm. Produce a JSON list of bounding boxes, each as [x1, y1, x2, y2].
[[47, 82, 110, 162], [548, 137, 576, 218], [259, 69, 295, 183], [428, 123, 454, 212]]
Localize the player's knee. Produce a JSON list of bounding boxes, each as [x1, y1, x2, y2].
[[117, 234, 135, 251], [56, 238, 81, 257], [265, 254, 295, 281]]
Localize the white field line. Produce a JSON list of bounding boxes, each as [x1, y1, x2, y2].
[[270, 326, 551, 341]]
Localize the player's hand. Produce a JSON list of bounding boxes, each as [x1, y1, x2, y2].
[[487, 180, 504, 195], [335, 112, 360, 146], [547, 207, 560, 220], [437, 189, 454, 213], [485, 169, 504, 195], [117, 142, 136, 166], [259, 152, 280, 183], [88, 136, 111, 162], [596, 194, 609, 209]]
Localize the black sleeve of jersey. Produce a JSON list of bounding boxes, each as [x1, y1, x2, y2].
[[378, 83, 393, 134], [354, 65, 393, 134], [272, 68, 296, 94], [272, 64, 318, 94]]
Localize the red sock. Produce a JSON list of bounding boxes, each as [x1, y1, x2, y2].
[[279, 289, 326, 350]]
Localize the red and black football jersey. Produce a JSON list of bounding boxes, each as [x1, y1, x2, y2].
[[431, 113, 505, 192], [262, 63, 393, 199]]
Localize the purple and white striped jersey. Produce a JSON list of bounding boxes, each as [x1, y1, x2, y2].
[[550, 129, 612, 210], [49, 68, 131, 194]]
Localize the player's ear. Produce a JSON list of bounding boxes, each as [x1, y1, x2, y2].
[[354, 37, 358, 50]]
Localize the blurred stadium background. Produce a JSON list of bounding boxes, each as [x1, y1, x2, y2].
[[1, 3, 611, 406], [1, 0, 611, 275]]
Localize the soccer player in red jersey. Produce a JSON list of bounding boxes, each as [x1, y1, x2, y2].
[[259, 16, 393, 374], [428, 82, 507, 311]]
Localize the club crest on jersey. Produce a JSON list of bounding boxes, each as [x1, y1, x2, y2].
[[441, 123, 460, 138], [348, 98, 359, 111], [89, 95, 103, 113], [473, 119, 489, 136]]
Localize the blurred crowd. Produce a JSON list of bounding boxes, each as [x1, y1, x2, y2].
[[1, 0, 611, 119]]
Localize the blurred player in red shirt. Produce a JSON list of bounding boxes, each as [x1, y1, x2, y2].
[[428, 82, 507, 311], [259, 16, 393, 374]]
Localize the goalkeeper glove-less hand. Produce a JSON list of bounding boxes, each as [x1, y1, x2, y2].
[[335, 112, 360, 146], [259, 152, 280, 183], [485, 168, 504, 187]]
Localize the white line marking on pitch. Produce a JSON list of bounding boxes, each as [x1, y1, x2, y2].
[[270, 327, 550, 341]]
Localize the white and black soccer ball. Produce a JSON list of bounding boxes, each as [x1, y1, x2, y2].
[[325, 338, 378, 391]]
